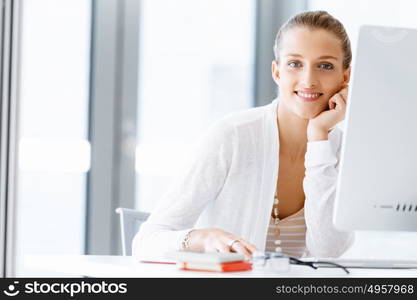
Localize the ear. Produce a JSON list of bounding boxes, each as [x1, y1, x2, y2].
[[342, 67, 351, 85], [271, 60, 280, 85]]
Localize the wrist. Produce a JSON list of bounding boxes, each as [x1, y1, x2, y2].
[[181, 229, 196, 251], [182, 229, 205, 252], [307, 126, 329, 142]]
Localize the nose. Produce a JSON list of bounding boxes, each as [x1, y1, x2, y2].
[[300, 66, 318, 88]]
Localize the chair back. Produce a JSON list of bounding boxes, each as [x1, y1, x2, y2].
[[115, 207, 150, 256]]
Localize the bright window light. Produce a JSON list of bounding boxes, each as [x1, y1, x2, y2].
[[19, 138, 91, 173]]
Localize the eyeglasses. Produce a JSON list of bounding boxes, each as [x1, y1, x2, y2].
[[288, 256, 350, 274], [251, 252, 291, 272], [251, 252, 350, 274]]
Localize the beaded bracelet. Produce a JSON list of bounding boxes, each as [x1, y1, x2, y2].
[[181, 230, 194, 250]]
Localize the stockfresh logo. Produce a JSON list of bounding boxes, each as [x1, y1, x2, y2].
[[3, 281, 20, 297]]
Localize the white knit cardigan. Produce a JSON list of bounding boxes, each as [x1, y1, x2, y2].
[[132, 99, 355, 260]]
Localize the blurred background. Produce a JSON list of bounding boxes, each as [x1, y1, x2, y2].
[[1, 0, 417, 276]]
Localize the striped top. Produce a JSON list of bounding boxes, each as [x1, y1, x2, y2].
[[265, 207, 308, 258]]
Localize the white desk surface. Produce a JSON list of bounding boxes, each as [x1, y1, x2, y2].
[[24, 255, 417, 278]]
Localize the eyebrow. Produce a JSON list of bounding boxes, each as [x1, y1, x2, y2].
[[284, 53, 338, 60]]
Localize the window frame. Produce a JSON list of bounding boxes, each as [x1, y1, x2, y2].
[[1, 0, 22, 277], [253, 0, 307, 106], [86, 0, 140, 255]]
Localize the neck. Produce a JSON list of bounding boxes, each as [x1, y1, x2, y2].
[[277, 100, 308, 161]]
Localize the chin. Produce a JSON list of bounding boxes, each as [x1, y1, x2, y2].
[[282, 96, 326, 119], [292, 107, 321, 120]]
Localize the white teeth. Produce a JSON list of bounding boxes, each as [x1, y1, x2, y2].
[[297, 92, 321, 98]]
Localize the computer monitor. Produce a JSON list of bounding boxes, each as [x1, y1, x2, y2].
[[333, 25, 417, 232]]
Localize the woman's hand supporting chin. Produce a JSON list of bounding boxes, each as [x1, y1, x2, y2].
[[307, 85, 348, 141]]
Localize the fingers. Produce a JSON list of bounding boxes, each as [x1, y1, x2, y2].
[[230, 241, 252, 260], [329, 93, 347, 112], [238, 239, 259, 254], [335, 94, 347, 110], [328, 85, 348, 111], [339, 87, 348, 102], [221, 237, 257, 259], [338, 84, 348, 104], [202, 229, 258, 260], [329, 99, 336, 110], [216, 244, 231, 253], [229, 239, 259, 260]]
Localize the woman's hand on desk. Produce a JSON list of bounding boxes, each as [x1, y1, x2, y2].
[[186, 228, 259, 260]]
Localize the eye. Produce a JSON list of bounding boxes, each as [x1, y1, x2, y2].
[[319, 63, 334, 70], [288, 61, 301, 68]]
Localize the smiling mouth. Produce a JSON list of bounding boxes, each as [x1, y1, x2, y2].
[[294, 91, 324, 102]]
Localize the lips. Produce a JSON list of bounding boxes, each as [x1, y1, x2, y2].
[[294, 91, 323, 102]]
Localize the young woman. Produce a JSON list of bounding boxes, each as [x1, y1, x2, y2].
[[133, 10, 354, 260]]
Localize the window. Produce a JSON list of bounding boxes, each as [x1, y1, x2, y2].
[[135, 0, 256, 212], [15, 0, 91, 276]]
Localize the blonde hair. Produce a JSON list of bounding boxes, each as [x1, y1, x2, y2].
[[273, 10, 351, 69]]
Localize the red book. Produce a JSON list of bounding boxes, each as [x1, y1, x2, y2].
[[178, 261, 252, 272]]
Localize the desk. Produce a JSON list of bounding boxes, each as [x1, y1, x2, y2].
[[24, 255, 417, 278]]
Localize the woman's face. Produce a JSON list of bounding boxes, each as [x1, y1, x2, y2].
[[272, 27, 351, 120]]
